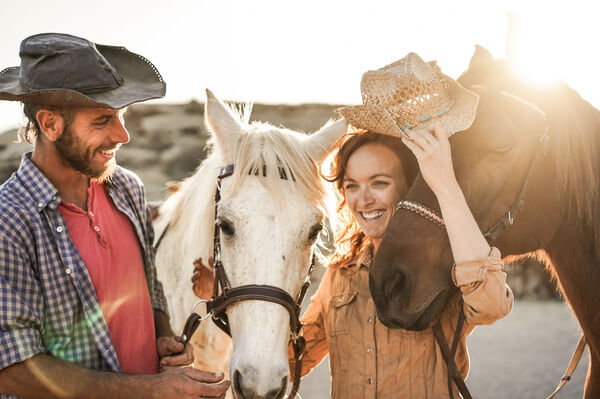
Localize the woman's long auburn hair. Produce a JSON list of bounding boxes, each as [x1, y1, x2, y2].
[[325, 129, 418, 268]]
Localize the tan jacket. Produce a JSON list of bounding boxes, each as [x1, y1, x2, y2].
[[291, 247, 513, 399]]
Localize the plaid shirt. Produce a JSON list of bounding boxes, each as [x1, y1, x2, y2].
[[0, 154, 168, 397]]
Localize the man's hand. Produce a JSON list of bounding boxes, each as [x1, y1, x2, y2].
[[157, 336, 194, 370], [0, 353, 230, 399], [150, 367, 230, 399], [192, 257, 215, 300]]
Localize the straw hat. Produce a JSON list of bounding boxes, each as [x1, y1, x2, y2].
[[339, 52, 479, 138]]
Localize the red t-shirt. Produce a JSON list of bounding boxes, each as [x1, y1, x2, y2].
[[57, 181, 159, 374]]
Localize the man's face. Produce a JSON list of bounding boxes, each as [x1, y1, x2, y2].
[[55, 108, 129, 181]]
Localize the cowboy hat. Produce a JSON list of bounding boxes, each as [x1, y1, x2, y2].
[[0, 32, 166, 109], [339, 52, 478, 137]]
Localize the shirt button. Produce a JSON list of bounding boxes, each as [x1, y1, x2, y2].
[[89, 211, 94, 217], [56, 226, 63, 233], [367, 347, 373, 353], [367, 317, 373, 323], [37, 202, 44, 208], [65, 268, 71, 275], [368, 378, 373, 384], [94, 226, 100, 232]]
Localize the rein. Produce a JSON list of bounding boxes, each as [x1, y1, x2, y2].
[[393, 87, 552, 399], [178, 164, 313, 399]]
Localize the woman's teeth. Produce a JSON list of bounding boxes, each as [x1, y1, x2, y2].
[[362, 210, 384, 220]]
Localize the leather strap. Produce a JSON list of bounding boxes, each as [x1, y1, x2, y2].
[[546, 334, 587, 399], [153, 221, 171, 251], [178, 313, 202, 345], [289, 335, 307, 398], [432, 304, 473, 399], [210, 285, 302, 332]]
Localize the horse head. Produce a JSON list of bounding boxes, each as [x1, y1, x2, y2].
[[203, 90, 345, 398], [369, 46, 562, 331]]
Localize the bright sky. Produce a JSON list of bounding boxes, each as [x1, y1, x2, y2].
[[1, 0, 599, 133]]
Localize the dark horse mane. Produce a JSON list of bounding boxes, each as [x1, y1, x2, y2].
[[545, 84, 600, 257], [459, 59, 600, 261]]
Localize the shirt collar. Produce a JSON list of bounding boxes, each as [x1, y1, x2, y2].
[[338, 244, 373, 271], [16, 153, 61, 211]]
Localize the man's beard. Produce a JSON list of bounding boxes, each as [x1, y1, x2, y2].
[[54, 125, 118, 183]]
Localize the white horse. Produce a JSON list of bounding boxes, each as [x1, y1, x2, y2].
[[154, 90, 345, 398]]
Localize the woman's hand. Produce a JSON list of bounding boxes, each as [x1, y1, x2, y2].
[[192, 257, 215, 300], [401, 122, 459, 197], [402, 122, 490, 264]]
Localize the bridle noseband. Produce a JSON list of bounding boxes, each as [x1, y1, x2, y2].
[[179, 164, 313, 399]]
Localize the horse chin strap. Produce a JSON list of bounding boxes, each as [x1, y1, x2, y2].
[[179, 163, 313, 399]]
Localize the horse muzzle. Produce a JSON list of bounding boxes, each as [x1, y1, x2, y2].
[[232, 366, 288, 399], [369, 266, 450, 330]]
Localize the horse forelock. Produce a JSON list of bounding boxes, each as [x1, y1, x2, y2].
[[227, 122, 331, 217]]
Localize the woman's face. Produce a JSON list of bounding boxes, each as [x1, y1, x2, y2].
[[343, 143, 408, 251]]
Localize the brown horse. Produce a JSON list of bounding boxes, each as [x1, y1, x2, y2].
[[369, 46, 600, 397]]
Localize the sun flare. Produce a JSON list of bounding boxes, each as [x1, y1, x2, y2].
[[505, 11, 567, 87]]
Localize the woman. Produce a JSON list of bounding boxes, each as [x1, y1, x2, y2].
[[291, 53, 512, 399]]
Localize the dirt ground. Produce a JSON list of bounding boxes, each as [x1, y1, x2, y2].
[[298, 300, 587, 399]]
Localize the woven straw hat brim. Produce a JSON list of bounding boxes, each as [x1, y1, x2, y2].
[[339, 104, 406, 137], [0, 44, 165, 109], [340, 73, 479, 138]]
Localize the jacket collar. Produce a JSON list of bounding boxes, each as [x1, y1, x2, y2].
[[338, 244, 373, 271]]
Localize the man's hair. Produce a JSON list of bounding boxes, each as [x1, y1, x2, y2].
[[19, 103, 78, 144]]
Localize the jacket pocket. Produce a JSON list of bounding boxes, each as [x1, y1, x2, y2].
[[327, 291, 358, 336]]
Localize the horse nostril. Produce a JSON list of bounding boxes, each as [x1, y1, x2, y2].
[[384, 264, 412, 309], [233, 369, 251, 399], [265, 376, 288, 399]]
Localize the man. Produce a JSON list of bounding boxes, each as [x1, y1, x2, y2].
[[0, 33, 230, 398]]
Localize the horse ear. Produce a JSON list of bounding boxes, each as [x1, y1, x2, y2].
[[204, 89, 243, 163], [469, 45, 494, 68], [303, 118, 347, 163]]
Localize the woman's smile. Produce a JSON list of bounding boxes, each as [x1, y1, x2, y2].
[[344, 142, 406, 250]]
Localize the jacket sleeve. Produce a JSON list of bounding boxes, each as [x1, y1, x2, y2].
[[289, 267, 332, 379], [452, 247, 514, 325]]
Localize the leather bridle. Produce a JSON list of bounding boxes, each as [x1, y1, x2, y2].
[[178, 164, 314, 399], [393, 87, 551, 399]]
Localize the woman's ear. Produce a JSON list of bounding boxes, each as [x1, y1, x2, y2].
[[36, 109, 65, 142]]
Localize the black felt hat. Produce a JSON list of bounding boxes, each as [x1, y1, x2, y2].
[[0, 33, 166, 108]]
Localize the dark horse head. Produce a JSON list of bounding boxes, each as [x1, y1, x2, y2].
[[369, 44, 600, 348]]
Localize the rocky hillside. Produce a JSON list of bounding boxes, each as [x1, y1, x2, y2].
[[0, 101, 559, 300]]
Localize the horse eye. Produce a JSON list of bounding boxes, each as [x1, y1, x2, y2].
[[492, 144, 514, 154], [488, 135, 517, 155], [308, 223, 323, 242], [218, 219, 235, 237]]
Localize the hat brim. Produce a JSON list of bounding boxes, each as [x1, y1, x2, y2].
[[0, 44, 165, 109], [339, 73, 479, 138]]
